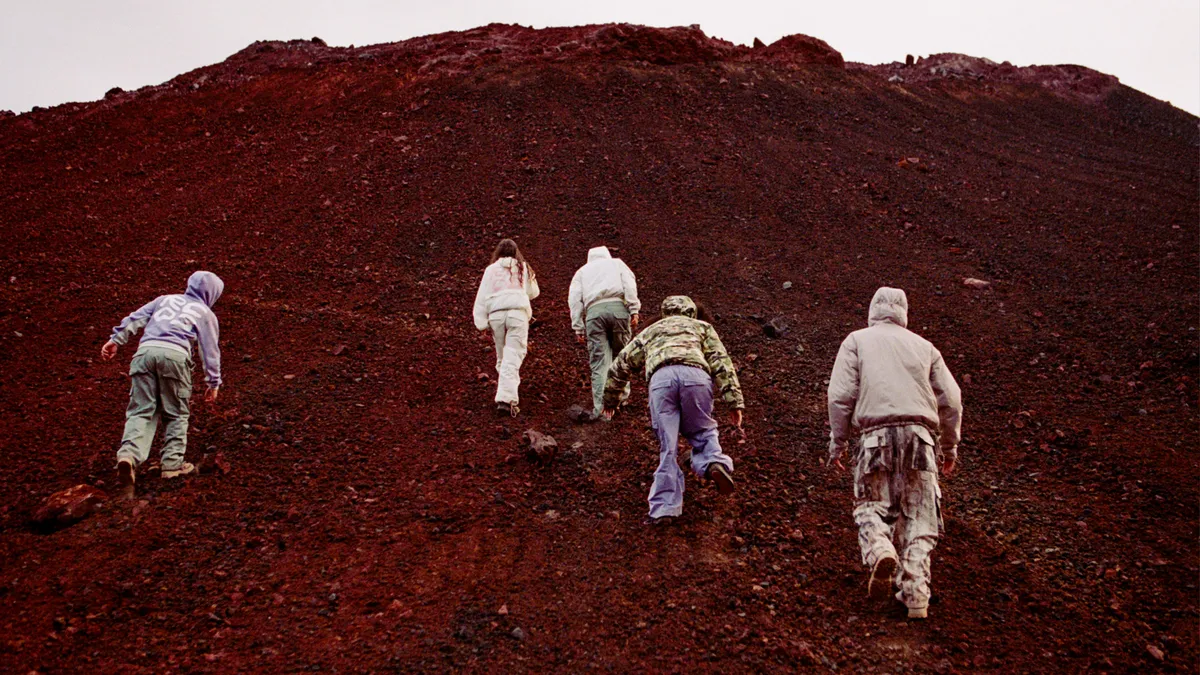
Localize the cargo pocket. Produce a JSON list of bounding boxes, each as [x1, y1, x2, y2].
[[162, 355, 194, 400], [128, 352, 150, 377], [901, 471, 942, 538], [910, 427, 939, 473], [854, 431, 891, 501]]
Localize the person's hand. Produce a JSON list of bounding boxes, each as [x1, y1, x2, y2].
[[480, 330, 491, 340], [630, 314, 640, 329], [602, 408, 615, 421], [942, 456, 957, 477], [730, 409, 743, 430], [205, 387, 219, 403], [576, 334, 586, 344], [101, 340, 118, 360], [829, 457, 846, 472]]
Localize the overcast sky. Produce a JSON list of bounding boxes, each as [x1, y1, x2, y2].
[[2, 0, 1197, 115]]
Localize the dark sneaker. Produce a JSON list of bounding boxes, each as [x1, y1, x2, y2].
[[707, 464, 735, 495], [496, 402, 512, 417], [644, 515, 677, 527], [117, 459, 136, 487], [162, 462, 196, 479], [868, 555, 899, 601]]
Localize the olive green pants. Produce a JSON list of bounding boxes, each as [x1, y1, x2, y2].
[[586, 301, 632, 417], [116, 345, 194, 470]]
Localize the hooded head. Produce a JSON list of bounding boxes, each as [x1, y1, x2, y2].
[[587, 246, 612, 263], [185, 271, 224, 308], [661, 295, 697, 319], [867, 287, 908, 327]]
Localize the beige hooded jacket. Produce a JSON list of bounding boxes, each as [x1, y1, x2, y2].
[[827, 287, 963, 462]]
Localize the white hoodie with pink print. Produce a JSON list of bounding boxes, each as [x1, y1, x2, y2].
[[473, 257, 540, 330]]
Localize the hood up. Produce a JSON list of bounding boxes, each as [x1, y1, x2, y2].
[[661, 295, 697, 318], [867, 287, 908, 327], [185, 271, 225, 308], [587, 246, 612, 263]]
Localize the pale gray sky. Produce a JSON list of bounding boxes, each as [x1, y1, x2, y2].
[[1, 0, 1197, 115]]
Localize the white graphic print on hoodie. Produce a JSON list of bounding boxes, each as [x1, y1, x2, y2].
[[568, 246, 641, 335], [473, 257, 540, 330]]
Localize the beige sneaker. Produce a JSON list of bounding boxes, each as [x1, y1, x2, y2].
[[868, 555, 898, 601], [907, 606, 928, 620], [162, 462, 196, 479], [117, 459, 136, 487]]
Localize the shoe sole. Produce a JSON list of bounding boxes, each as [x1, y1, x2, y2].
[[709, 466, 735, 495], [869, 557, 899, 601], [162, 465, 195, 479], [907, 606, 928, 620], [117, 461, 135, 487]]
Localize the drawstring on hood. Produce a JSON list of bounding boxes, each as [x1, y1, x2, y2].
[[587, 246, 612, 263], [867, 287, 908, 327], [185, 271, 224, 308], [661, 295, 698, 318]]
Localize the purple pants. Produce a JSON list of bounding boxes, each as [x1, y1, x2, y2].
[[647, 364, 734, 518]]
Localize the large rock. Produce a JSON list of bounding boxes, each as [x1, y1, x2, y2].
[[758, 34, 845, 68], [34, 485, 106, 526], [522, 430, 558, 466]]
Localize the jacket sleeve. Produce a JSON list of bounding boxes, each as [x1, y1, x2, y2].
[[568, 268, 585, 335], [827, 334, 860, 461], [197, 311, 222, 389], [618, 260, 641, 315], [701, 325, 744, 409], [110, 297, 161, 345], [525, 264, 540, 301], [473, 269, 490, 331], [603, 335, 646, 409], [930, 347, 963, 461]]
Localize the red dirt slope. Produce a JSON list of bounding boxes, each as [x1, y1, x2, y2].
[[0, 23, 1196, 673]]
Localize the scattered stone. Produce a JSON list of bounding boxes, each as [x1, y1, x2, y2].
[[34, 485, 106, 526], [331, 344, 348, 356], [522, 430, 558, 465], [888, 75, 904, 83], [510, 627, 526, 641], [311, 36, 327, 46], [752, 37, 766, 49], [782, 281, 793, 290], [105, 87, 124, 99], [498, 604, 509, 615], [283, 374, 296, 380], [963, 277, 992, 290], [763, 318, 788, 339], [566, 405, 593, 423], [1146, 645, 1164, 661]]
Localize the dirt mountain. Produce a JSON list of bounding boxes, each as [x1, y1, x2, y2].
[[0, 23, 1196, 673]]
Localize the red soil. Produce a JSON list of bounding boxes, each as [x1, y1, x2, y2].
[[0, 23, 1196, 673]]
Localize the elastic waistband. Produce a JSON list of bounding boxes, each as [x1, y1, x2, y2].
[[859, 420, 935, 435], [648, 360, 705, 381], [137, 340, 190, 358], [587, 297, 626, 310]]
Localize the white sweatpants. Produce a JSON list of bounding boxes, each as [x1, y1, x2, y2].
[[489, 309, 529, 405]]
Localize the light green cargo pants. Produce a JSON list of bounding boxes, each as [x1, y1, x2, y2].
[[116, 345, 194, 470], [585, 300, 632, 417]]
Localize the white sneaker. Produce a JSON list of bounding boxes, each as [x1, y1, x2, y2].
[[162, 462, 196, 479], [907, 606, 928, 620]]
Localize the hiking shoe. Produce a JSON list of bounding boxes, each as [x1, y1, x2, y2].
[[496, 402, 512, 417], [868, 555, 899, 601], [907, 606, 928, 620], [117, 459, 136, 487], [644, 515, 677, 527], [162, 462, 196, 479], [707, 464, 735, 495]]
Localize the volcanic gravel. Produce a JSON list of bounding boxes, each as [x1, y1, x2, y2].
[[0, 23, 1197, 673]]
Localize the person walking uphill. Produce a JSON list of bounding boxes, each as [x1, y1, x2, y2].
[[827, 287, 963, 620], [568, 246, 641, 420], [101, 271, 224, 487], [473, 239, 540, 417], [603, 296, 744, 525]]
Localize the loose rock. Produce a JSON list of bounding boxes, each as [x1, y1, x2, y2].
[[34, 485, 106, 526]]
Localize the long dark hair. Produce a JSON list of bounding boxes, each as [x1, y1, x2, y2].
[[491, 238, 532, 285]]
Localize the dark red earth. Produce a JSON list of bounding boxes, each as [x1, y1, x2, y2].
[[0, 23, 1196, 673]]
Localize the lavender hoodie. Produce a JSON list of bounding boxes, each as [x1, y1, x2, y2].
[[111, 271, 224, 388]]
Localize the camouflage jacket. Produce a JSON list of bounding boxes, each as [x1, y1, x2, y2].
[[604, 296, 745, 410]]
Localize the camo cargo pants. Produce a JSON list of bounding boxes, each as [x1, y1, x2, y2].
[[853, 424, 943, 611]]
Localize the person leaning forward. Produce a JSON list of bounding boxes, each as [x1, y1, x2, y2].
[[603, 295, 744, 525]]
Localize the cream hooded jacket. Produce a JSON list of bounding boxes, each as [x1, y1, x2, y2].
[[827, 287, 963, 462], [568, 246, 641, 335], [473, 257, 540, 330]]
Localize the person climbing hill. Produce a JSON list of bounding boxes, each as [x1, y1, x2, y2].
[[603, 295, 744, 525], [101, 270, 225, 487], [473, 238, 540, 417], [568, 245, 641, 421]]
